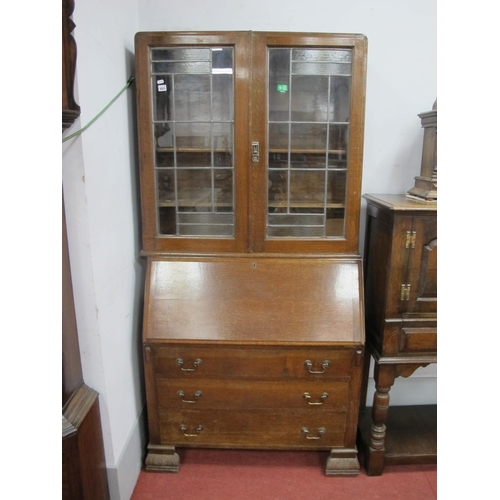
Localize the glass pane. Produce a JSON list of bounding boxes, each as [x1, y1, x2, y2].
[[153, 75, 173, 122], [177, 169, 212, 212], [268, 213, 324, 225], [292, 49, 351, 63], [212, 74, 233, 121], [268, 226, 324, 237], [177, 151, 211, 168], [175, 122, 211, 149], [290, 152, 326, 169], [214, 169, 233, 211], [291, 76, 328, 122], [211, 48, 233, 73], [268, 170, 288, 213], [174, 74, 211, 122], [269, 123, 289, 151], [159, 207, 176, 235], [157, 170, 175, 236], [152, 61, 211, 74], [269, 152, 288, 169], [151, 46, 235, 238], [178, 213, 233, 224], [326, 208, 345, 237], [154, 123, 174, 149], [151, 48, 210, 61], [329, 125, 348, 154], [157, 169, 175, 205], [329, 76, 351, 123], [290, 170, 325, 207], [269, 49, 291, 122], [292, 62, 351, 76], [290, 123, 327, 151], [178, 224, 233, 236], [327, 170, 347, 205], [213, 123, 233, 165]]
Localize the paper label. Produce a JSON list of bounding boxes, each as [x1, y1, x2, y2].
[[158, 84, 167, 92]]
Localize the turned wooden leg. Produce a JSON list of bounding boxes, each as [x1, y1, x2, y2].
[[364, 363, 396, 476], [144, 444, 180, 472]]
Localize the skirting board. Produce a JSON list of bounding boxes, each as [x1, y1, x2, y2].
[[106, 405, 147, 500]]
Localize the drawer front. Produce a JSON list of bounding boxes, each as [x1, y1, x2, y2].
[[150, 345, 355, 380], [157, 378, 350, 411], [160, 409, 346, 449], [399, 326, 437, 353]]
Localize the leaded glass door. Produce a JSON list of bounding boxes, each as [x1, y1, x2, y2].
[[267, 47, 351, 238], [152, 46, 235, 236], [135, 32, 250, 253], [135, 32, 366, 254], [249, 32, 367, 254]]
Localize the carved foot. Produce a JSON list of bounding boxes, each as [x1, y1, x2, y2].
[[145, 444, 180, 472], [325, 449, 360, 477]]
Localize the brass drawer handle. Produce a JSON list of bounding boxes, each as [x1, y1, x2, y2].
[[301, 427, 326, 440], [180, 424, 203, 437], [176, 358, 202, 372], [177, 390, 202, 403], [304, 360, 330, 374], [303, 392, 328, 405]]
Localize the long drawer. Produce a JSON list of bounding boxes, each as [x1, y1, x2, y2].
[[160, 408, 347, 449], [157, 378, 350, 411], [149, 345, 356, 380]]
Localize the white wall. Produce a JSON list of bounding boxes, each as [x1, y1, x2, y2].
[[62, 1, 146, 499], [61, 2, 436, 498]]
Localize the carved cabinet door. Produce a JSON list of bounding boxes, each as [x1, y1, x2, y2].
[[405, 216, 437, 315]]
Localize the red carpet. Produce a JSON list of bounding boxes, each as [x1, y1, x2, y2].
[[131, 449, 437, 499]]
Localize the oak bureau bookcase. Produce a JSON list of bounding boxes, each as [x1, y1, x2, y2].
[[134, 31, 368, 476]]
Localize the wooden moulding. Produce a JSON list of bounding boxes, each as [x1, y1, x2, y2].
[[145, 445, 180, 472], [407, 101, 437, 202], [62, 383, 99, 438], [325, 448, 360, 477]]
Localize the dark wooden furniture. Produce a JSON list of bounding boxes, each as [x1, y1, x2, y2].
[[62, 0, 80, 130], [358, 194, 437, 476], [407, 101, 437, 202], [135, 31, 368, 475], [62, 2, 109, 497]]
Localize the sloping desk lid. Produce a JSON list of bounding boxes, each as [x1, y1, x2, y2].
[[143, 257, 364, 345]]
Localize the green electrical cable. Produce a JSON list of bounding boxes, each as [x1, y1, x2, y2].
[[62, 76, 135, 143]]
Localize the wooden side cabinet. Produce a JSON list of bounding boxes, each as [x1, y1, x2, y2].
[[357, 194, 437, 476]]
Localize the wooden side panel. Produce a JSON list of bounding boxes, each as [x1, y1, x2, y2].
[[363, 206, 391, 352]]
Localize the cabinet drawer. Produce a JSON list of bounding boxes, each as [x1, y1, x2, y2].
[[149, 345, 355, 380], [157, 378, 350, 411], [399, 326, 437, 353], [160, 409, 347, 449]]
